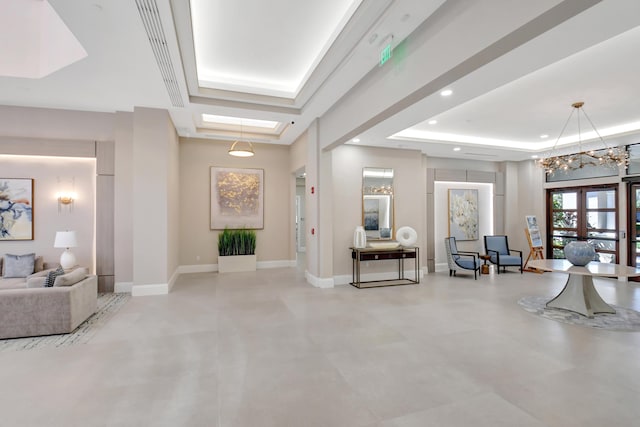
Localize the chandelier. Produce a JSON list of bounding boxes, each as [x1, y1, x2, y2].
[[537, 102, 628, 175]]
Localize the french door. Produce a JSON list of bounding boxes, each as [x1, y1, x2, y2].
[[547, 185, 618, 263], [628, 183, 640, 268]]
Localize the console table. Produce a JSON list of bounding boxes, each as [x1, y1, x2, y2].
[[350, 246, 419, 288]]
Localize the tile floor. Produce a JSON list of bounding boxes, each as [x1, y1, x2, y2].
[[1, 267, 640, 426]]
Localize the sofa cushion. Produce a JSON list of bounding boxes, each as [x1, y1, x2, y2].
[[3, 253, 36, 278], [45, 266, 65, 287], [0, 277, 28, 290], [26, 276, 46, 288], [54, 267, 88, 287]]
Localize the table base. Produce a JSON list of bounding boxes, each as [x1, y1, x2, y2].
[[546, 274, 615, 318]]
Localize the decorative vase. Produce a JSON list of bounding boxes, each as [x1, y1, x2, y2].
[[396, 226, 418, 247], [563, 241, 595, 266], [353, 226, 367, 248]]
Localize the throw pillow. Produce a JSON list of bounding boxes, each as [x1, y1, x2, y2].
[[54, 267, 88, 287], [34, 256, 44, 272], [3, 253, 36, 278], [45, 266, 65, 287]]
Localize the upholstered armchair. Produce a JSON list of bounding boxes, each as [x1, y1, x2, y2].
[[483, 235, 523, 274], [444, 237, 481, 280]]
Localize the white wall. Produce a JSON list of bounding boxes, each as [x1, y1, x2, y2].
[[0, 155, 96, 270], [433, 181, 493, 268]]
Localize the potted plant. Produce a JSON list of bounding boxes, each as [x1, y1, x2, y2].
[[217, 228, 257, 273]]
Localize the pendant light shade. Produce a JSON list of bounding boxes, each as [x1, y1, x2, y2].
[[228, 140, 255, 157]]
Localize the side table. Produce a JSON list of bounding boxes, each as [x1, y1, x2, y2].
[[479, 255, 491, 274]]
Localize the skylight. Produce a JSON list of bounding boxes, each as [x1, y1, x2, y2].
[[202, 114, 279, 129], [190, 0, 362, 97]]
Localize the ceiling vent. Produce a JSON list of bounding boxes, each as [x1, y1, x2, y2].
[[135, 0, 184, 108]]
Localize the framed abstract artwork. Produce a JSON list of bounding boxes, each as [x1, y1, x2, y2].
[[448, 189, 478, 241], [0, 178, 34, 240], [210, 167, 264, 230]]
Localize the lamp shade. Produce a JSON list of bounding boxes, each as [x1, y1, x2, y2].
[[228, 140, 255, 157], [54, 231, 77, 248]]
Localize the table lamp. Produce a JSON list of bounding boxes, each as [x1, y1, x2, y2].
[[54, 231, 77, 269]]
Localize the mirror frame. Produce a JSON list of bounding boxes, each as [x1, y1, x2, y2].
[[362, 167, 394, 240]]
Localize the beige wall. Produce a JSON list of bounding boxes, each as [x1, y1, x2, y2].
[[0, 155, 96, 270], [167, 117, 180, 282], [179, 137, 292, 266], [331, 145, 426, 278], [133, 107, 179, 295], [114, 112, 134, 285], [289, 130, 307, 174], [0, 106, 114, 141]]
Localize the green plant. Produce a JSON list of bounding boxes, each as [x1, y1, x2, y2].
[[218, 228, 257, 256]]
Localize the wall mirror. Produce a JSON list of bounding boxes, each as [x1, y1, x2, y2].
[[362, 167, 394, 240]]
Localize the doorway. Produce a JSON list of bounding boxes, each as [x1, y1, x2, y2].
[[547, 185, 618, 263], [628, 182, 640, 268], [295, 170, 306, 268]]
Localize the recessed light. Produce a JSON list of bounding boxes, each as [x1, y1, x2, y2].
[[440, 89, 453, 97], [428, 120, 437, 125], [453, 147, 461, 151], [352, 138, 360, 143], [531, 155, 539, 159], [540, 134, 549, 139]]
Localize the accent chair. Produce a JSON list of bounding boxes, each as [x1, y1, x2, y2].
[[483, 235, 523, 274], [444, 236, 481, 280]]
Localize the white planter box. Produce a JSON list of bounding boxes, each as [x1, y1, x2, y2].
[[218, 254, 257, 273]]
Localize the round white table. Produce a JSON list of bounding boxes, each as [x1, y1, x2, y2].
[[528, 259, 640, 318]]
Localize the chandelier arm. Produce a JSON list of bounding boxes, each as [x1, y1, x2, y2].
[[548, 107, 576, 152], [580, 107, 610, 148]]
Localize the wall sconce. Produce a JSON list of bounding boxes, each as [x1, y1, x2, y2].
[[57, 191, 76, 212], [57, 177, 76, 213]]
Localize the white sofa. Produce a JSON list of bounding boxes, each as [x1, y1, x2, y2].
[[0, 255, 97, 339]]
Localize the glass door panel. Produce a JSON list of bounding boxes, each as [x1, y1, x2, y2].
[[547, 185, 618, 263], [628, 185, 640, 268]]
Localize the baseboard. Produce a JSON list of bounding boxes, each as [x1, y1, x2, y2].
[[114, 281, 133, 293], [177, 260, 296, 274], [434, 262, 448, 273], [167, 269, 179, 292], [131, 283, 169, 296], [305, 271, 334, 288], [178, 264, 217, 274]]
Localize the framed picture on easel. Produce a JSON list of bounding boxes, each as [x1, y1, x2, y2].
[[526, 215, 543, 247], [524, 215, 544, 272]]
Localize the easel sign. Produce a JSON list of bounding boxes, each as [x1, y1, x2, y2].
[[524, 215, 545, 273]]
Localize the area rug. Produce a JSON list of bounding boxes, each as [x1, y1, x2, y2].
[[0, 293, 130, 352], [518, 296, 640, 332]]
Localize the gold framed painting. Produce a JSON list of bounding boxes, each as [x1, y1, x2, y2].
[[448, 188, 478, 241], [210, 167, 264, 230], [0, 178, 34, 240]]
